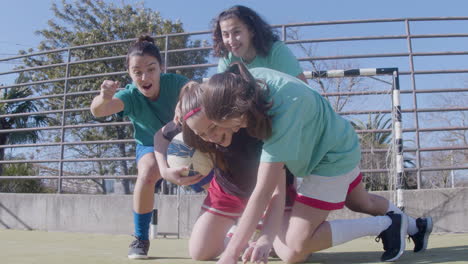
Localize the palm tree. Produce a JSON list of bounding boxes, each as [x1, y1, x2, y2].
[[352, 113, 417, 190], [0, 73, 48, 176], [0, 154, 45, 193], [351, 113, 392, 148], [351, 113, 393, 190]]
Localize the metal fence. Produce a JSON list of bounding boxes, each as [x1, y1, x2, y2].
[[1, 17, 467, 193]]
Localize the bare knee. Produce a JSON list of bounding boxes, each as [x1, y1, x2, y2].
[[280, 248, 309, 264], [282, 237, 311, 263], [137, 168, 160, 185], [189, 250, 214, 261], [189, 244, 218, 261], [137, 158, 161, 186]]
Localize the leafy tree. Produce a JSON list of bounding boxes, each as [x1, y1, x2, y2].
[[287, 28, 368, 112], [0, 73, 48, 176], [0, 154, 45, 193], [16, 0, 210, 193], [422, 89, 467, 188], [352, 113, 392, 190], [352, 113, 417, 190]]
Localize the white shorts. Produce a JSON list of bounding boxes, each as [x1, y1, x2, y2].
[[296, 166, 362, 211]]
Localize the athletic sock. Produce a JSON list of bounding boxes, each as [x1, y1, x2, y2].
[[387, 201, 418, 235], [133, 211, 153, 240], [329, 216, 391, 247]]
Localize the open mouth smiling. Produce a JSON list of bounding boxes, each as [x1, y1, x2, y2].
[[142, 83, 152, 90]]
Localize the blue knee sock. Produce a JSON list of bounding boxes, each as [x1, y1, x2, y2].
[[133, 211, 153, 240]]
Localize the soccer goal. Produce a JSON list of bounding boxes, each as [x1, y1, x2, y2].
[[304, 67, 405, 210]]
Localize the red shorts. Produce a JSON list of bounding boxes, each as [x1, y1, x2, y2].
[[201, 176, 297, 220]]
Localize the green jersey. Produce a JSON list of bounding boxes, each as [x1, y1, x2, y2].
[[250, 68, 361, 177], [115, 73, 188, 145]]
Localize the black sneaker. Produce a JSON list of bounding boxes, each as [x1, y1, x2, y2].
[[376, 211, 408, 262], [409, 217, 433, 253], [128, 236, 150, 259]]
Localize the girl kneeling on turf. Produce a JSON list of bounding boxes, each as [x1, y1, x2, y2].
[[154, 81, 296, 261], [191, 62, 427, 264]]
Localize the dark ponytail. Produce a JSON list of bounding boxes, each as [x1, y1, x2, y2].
[[126, 34, 162, 69]]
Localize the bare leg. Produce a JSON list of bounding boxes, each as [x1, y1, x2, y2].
[[189, 211, 235, 260], [273, 200, 393, 264], [273, 202, 331, 263], [133, 153, 161, 214], [345, 182, 388, 216], [345, 182, 419, 235]]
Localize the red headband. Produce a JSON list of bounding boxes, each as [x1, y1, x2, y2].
[[183, 107, 202, 121]]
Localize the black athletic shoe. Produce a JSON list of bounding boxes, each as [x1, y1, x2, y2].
[[128, 236, 150, 259], [409, 217, 433, 253], [376, 211, 408, 262]]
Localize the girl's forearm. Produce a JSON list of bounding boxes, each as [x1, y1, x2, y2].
[[226, 189, 272, 256], [154, 128, 170, 173], [90, 95, 108, 117], [223, 162, 285, 257], [258, 174, 286, 242]]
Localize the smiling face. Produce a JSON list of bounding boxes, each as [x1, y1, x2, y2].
[[186, 110, 247, 147], [128, 55, 161, 100], [220, 17, 256, 63]]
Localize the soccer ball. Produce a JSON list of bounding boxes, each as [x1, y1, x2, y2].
[[167, 132, 214, 177]]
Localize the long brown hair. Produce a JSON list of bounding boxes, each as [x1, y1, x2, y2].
[[211, 5, 279, 58], [201, 62, 273, 140], [177, 81, 226, 170]]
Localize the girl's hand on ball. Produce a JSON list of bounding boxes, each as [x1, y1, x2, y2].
[[162, 167, 204, 186]]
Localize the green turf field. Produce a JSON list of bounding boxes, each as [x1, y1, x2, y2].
[[1, 229, 467, 264]]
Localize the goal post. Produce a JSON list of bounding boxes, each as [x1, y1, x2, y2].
[[305, 67, 405, 210]]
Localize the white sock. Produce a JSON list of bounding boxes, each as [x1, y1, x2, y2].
[[387, 201, 418, 235], [329, 216, 391, 247]]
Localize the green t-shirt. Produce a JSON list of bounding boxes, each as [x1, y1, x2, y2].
[[250, 68, 361, 177], [217, 41, 303, 78], [114, 73, 188, 146]]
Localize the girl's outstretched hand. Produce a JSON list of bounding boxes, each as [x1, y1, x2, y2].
[[161, 167, 204, 186], [100, 80, 120, 101], [242, 237, 271, 264]]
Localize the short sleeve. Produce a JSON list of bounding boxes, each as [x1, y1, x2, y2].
[[260, 97, 304, 163], [269, 42, 303, 78], [175, 75, 189, 93], [114, 85, 134, 117], [217, 57, 229, 73], [162, 122, 182, 141]]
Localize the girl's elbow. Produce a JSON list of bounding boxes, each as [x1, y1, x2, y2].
[[90, 108, 101, 117], [90, 107, 107, 118]]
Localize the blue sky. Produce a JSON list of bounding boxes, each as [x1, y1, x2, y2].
[[1, 0, 467, 58]]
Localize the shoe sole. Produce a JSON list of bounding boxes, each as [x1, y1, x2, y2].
[[128, 254, 149, 259], [417, 217, 433, 253], [385, 213, 408, 262]]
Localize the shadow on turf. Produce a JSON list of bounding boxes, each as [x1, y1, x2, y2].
[[302, 245, 468, 264], [147, 245, 468, 263], [146, 257, 193, 260]]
